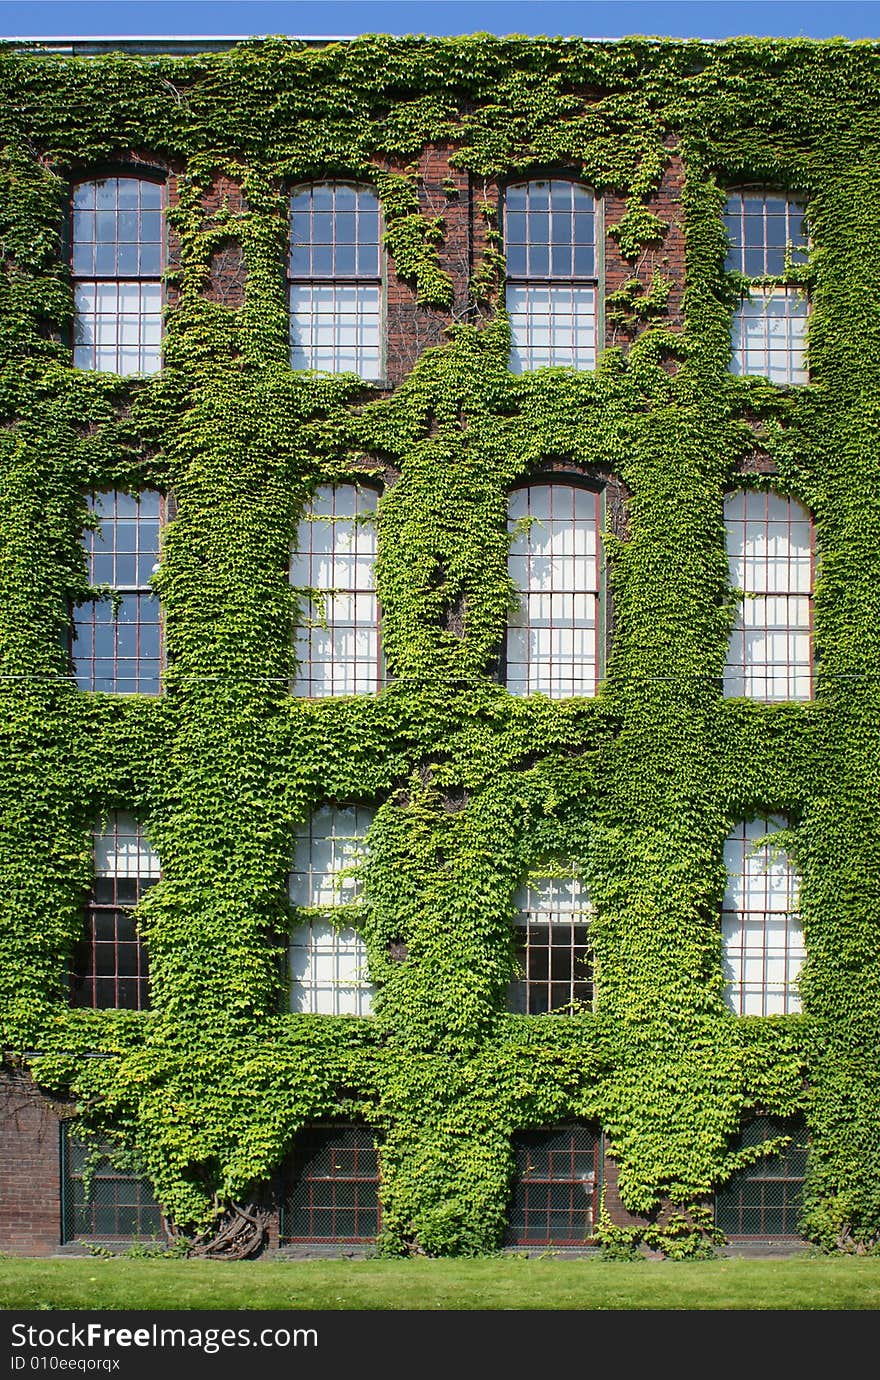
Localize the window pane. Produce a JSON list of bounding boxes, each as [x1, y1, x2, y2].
[[509, 872, 593, 1013], [288, 806, 375, 1016], [723, 191, 808, 276], [721, 817, 804, 1015], [70, 812, 158, 1012], [290, 484, 380, 697], [72, 491, 164, 695], [723, 489, 812, 700], [507, 284, 597, 372], [506, 483, 600, 698]]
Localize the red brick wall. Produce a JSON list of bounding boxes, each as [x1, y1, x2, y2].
[[0, 1071, 63, 1255]]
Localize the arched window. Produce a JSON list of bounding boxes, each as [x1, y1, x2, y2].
[[506, 481, 601, 698], [504, 179, 598, 372], [508, 871, 593, 1014], [721, 816, 805, 1016], [723, 489, 813, 700], [290, 483, 380, 698], [70, 811, 160, 1011], [71, 176, 163, 376], [288, 805, 375, 1016], [724, 190, 809, 385], [72, 490, 166, 695], [288, 183, 382, 380]]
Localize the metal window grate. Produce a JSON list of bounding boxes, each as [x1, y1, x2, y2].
[[506, 482, 601, 699], [290, 484, 381, 698], [279, 1124, 380, 1243], [715, 1115, 807, 1237], [289, 805, 375, 1015], [288, 183, 382, 379], [721, 816, 805, 1016], [72, 177, 163, 376], [508, 874, 593, 1013], [72, 490, 165, 695], [504, 179, 598, 372], [506, 1124, 599, 1246], [62, 1133, 163, 1241], [723, 489, 813, 701], [70, 811, 160, 1011]]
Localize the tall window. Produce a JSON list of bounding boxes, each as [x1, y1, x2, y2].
[[506, 1125, 600, 1246], [290, 484, 380, 698], [715, 1116, 807, 1238], [279, 1124, 380, 1243], [61, 1133, 163, 1242], [288, 183, 382, 380], [506, 482, 601, 698], [72, 491, 165, 695], [721, 817, 805, 1016], [724, 191, 809, 384], [70, 811, 160, 1011], [508, 873, 593, 1014], [289, 805, 375, 1016], [724, 489, 813, 700], [71, 176, 163, 376], [504, 179, 598, 372]]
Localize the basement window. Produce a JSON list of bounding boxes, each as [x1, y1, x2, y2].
[[279, 1123, 380, 1243], [506, 1124, 600, 1246], [505, 179, 598, 372], [61, 1132, 163, 1242], [71, 176, 164, 376], [721, 816, 805, 1016], [715, 1115, 807, 1237], [288, 183, 383, 381]]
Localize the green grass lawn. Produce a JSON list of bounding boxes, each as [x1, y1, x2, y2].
[[1, 1256, 880, 1310]]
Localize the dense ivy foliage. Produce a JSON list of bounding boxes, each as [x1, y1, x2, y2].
[[0, 33, 878, 1256]]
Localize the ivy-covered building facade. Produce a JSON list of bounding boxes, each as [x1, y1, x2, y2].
[[0, 32, 877, 1258]]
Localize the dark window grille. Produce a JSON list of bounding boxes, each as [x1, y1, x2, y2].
[[71, 176, 163, 376], [70, 811, 159, 1011], [723, 489, 813, 701], [506, 482, 601, 699], [721, 816, 804, 1017], [72, 490, 165, 695], [288, 183, 382, 380], [61, 1133, 163, 1241], [508, 873, 593, 1013], [715, 1115, 807, 1237], [504, 179, 598, 372], [724, 190, 809, 384], [290, 484, 381, 698], [279, 1124, 380, 1243], [506, 1124, 600, 1246]]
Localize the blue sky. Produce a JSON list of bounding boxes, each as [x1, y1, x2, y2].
[[3, 1, 880, 42]]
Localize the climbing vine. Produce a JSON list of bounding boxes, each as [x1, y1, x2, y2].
[[0, 33, 879, 1257]]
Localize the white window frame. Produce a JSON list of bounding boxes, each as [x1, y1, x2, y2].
[[288, 182, 384, 382], [504, 178, 601, 373], [721, 817, 805, 1016], [723, 488, 813, 701], [288, 805, 375, 1016]]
